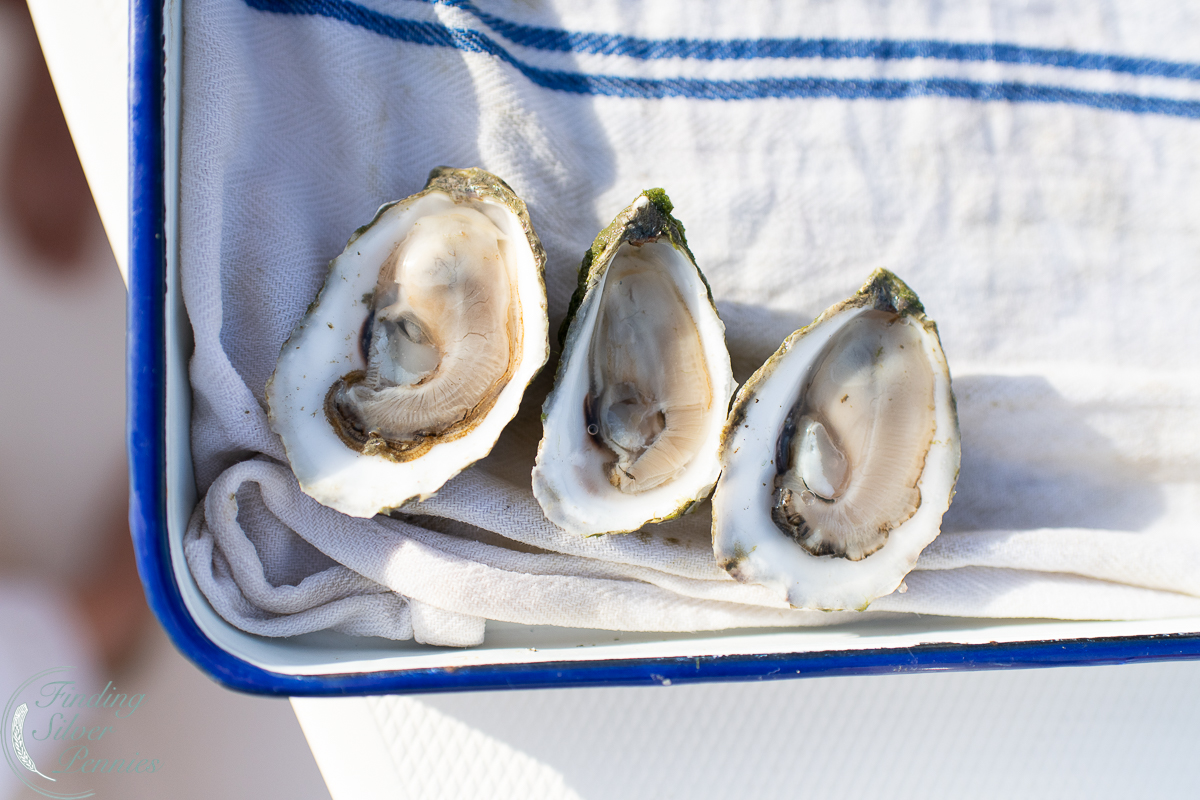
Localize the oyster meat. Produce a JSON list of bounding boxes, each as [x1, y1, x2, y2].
[[711, 270, 959, 610], [267, 167, 549, 518], [532, 191, 736, 535]]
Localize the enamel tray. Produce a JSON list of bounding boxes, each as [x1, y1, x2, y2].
[[127, 0, 1200, 696]]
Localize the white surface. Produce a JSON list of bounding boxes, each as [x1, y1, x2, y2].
[[296, 659, 1200, 800], [27, 0, 128, 279], [294, 695, 581, 800]]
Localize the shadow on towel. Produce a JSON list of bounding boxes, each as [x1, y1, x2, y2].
[[718, 300, 822, 384], [942, 374, 1163, 533]]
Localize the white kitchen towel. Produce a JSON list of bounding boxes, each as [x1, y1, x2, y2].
[[180, 0, 1200, 645]]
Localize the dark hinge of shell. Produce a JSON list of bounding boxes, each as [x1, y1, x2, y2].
[[324, 373, 442, 463], [625, 233, 661, 248], [359, 306, 376, 363], [583, 393, 601, 441], [770, 484, 892, 561], [770, 484, 841, 555], [583, 392, 626, 485], [774, 406, 798, 478]]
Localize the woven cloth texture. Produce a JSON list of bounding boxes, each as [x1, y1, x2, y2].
[[180, 0, 1200, 645]]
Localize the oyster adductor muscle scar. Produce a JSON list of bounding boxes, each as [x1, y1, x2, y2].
[[711, 270, 960, 611], [267, 167, 549, 518], [532, 190, 736, 535]]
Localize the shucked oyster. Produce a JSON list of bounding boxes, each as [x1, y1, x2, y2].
[[267, 167, 549, 518], [533, 191, 736, 535], [711, 270, 959, 610]]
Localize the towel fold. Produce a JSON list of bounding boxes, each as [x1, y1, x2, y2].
[[181, 0, 1200, 644]]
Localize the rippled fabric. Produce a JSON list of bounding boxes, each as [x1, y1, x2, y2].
[[180, 0, 1200, 643]]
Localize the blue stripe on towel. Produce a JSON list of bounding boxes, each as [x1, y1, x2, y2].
[[441, 0, 1200, 81], [246, 0, 1200, 119]]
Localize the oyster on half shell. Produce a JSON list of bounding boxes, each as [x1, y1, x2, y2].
[[711, 270, 959, 610], [267, 167, 549, 518], [532, 191, 736, 535]]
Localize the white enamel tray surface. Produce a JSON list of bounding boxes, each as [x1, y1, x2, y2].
[[137, 0, 1200, 691]]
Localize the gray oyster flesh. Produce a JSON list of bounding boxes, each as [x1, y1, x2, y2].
[[771, 309, 936, 561], [331, 206, 518, 454], [584, 242, 713, 493]]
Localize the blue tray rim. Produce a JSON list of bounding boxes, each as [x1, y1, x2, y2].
[[127, 0, 1200, 698]]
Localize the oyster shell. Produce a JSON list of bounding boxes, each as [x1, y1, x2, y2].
[[532, 190, 736, 535], [711, 270, 959, 610], [267, 167, 549, 518]]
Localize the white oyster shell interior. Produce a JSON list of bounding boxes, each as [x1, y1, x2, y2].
[[588, 242, 714, 493], [774, 310, 935, 561], [712, 283, 958, 611], [268, 189, 547, 518], [533, 224, 734, 535], [333, 206, 519, 445]]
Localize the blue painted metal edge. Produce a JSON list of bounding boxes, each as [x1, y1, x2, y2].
[[128, 0, 1200, 698]]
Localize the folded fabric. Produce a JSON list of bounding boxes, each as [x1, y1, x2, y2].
[[180, 0, 1200, 645]]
